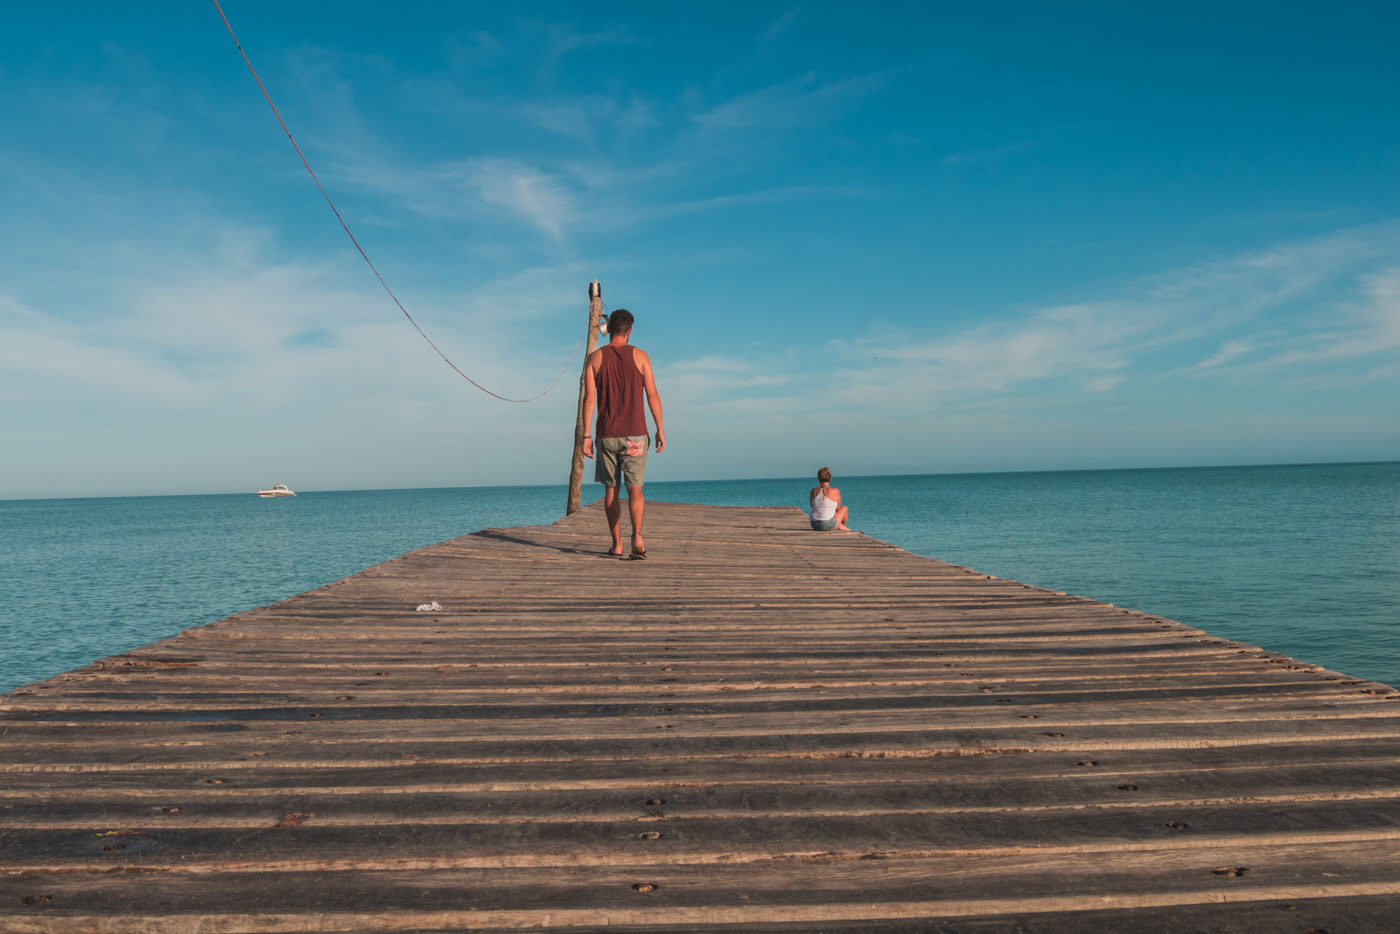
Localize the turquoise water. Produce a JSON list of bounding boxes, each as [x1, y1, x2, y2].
[[2, 463, 1397, 693]]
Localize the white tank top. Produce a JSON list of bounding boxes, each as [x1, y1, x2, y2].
[[810, 489, 837, 521]]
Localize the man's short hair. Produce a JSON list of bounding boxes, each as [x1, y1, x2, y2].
[[608, 308, 635, 336], [817, 467, 832, 483]]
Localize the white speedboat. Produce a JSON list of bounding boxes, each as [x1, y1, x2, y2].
[[257, 484, 296, 497]]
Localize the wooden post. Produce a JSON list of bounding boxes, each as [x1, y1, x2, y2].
[[566, 280, 604, 514]]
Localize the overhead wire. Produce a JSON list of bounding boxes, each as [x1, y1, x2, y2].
[[211, 0, 582, 403]]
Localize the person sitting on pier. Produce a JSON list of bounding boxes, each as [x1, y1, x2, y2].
[[582, 308, 666, 559], [809, 467, 850, 531]]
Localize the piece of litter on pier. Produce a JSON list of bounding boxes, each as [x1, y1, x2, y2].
[[415, 601, 441, 612]]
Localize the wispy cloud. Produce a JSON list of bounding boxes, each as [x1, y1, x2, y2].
[[1195, 339, 1256, 369], [453, 158, 577, 239], [671, 355, 791, 390], [819, 300, 1142, 411], [1235, 266, 1400, 374], [323, 152, 579, 239], [640, 183, 868, 222], [522, 93, 659, 144], [547, 25, 643, 58], [760, 7, 802, 42], [940, 139, 1037, 166], [248, 36, 886, 248], [0, 294, 192, 402], [666, 222, 1400, 426], [693, 70, 890, 131], [1146, 223, 1398, 325], [0, 215, 589, 415]]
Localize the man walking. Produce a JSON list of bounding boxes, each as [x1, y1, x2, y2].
[[582, 308, 666, 558]]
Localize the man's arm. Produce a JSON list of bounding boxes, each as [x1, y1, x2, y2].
[[637, 349, 665, 452], [581, 351, 600, 459]]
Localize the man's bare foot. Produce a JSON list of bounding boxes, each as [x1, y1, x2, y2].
[[608, 540, 624, 556], [631, 533, 647, 558]]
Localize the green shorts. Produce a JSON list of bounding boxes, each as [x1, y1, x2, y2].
[[595, 435, 649, 488]]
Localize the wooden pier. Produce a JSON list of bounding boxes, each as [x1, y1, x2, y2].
[[4, 501, 1400, 932]]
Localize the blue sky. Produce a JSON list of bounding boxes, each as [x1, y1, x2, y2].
[[3, 2, 1398, 498]]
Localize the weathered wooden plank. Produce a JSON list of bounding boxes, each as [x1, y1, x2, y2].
[[11, 768, 1400, 831], [6, 840, 1400, 931], [6, 791, 1400, 866], [7, 739, 1400, 803]]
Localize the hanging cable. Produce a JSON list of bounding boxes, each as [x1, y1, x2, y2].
[[211, 0, 580, 402]]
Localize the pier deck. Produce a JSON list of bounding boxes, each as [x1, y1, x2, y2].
[[4, 501, 1400, 932]]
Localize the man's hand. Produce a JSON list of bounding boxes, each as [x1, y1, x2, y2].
[[654, 429, 666, 453], [583, 437, 595, 459]]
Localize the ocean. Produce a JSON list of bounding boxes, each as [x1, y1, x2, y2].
[[2, 462, 1397, 694]]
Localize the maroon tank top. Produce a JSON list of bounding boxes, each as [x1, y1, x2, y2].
[[596, 345, 647, 437]]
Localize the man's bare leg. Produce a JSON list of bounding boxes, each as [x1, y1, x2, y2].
[[627, 484, 645, 555], [604, 486, 624, 555]]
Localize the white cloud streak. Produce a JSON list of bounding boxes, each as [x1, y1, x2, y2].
[[760, 7, 802, 42], [454, 158, 577, 239], [693, 71, 890, 131], [665, 222, 1400, 426]]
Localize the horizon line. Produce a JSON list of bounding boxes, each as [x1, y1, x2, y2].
[[4, 458, 1397, 504]]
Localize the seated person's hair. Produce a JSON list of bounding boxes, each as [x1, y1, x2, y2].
[[608, 308, 635, 335], [817, 467, 832, 483]]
